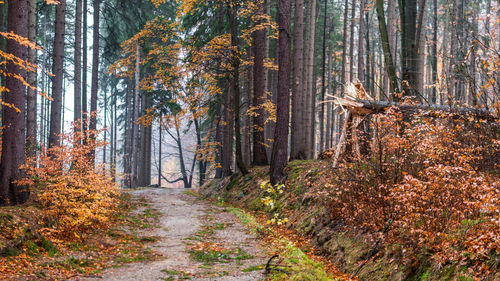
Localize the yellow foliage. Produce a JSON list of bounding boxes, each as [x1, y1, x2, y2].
[[18, 122, 119, 239]]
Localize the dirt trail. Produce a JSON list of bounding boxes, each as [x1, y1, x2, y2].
[[74, 188, 267, 281]]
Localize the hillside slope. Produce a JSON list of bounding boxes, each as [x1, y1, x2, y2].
[[199, 160, 499, 281]]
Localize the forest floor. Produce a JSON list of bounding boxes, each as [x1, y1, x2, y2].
[[73, 188, 269, 281]]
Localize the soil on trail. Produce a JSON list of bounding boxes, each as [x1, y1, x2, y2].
[[74, 188, 268, 281]]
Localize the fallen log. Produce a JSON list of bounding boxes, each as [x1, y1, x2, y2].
[[333, 97, 499, 121]]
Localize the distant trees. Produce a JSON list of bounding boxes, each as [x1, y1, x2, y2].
[[0, 0, 498, 202]]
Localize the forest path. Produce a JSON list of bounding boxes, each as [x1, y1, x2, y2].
[[74, 188, 267, 281]]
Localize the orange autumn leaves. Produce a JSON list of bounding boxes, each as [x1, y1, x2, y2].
[[18, 123, 119, 239], [324, 108, 499, 277]]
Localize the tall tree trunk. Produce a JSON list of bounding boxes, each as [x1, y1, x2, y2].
[[290, 0, 305, 160], [430, 0, 437, 103], [82, 0, 88, 141], [214, 104, 223, 178], [222, 82, 233, 177], [252, 0, 268, 165], [158, 117, 162, 186], [123, 81, 131, 187], [228, 0, 247, 175], [415, 0, 427, 100], [304, 0, 317, 159], [325, 44, 333, 149], [74, 0, 82, 132], [270, 0, 291, 185], [349, 0, 357, 81], [131, 45, 141, 187], [377, 0, 399, 96], [383, 0, 396, 98], [242, 51, 251, 167], [48, 0, 67, 149], [103, 91, 107, 163], [399, 0, 424, 100], [0, 0, 29, 206], [26, 0, 37, 156], [358, 0, 366, 83], [89, 0, 100, 160], [138, 93, 146, 186], [319, 0, 328, 152], [340, 0, 349, 93]]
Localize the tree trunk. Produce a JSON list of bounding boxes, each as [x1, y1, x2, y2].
[[325, 44, 333, 149], [252, 0, 269, 165], [158, 117, 162, 187], [349, 0, 357, 81], [82, 0, 88, 140], [340, 0, 349, 93], [290, 0, 305, 160], [304, 0, 317, 159], [227, 1, 247, 175], [320, 0, 328, 152], [74, 0, 82, 132], [48, 0, 67, 149], [26, 0, 37, 156], [383, 0, 396, 99], [430, 0, 437, 103], [214, 104, 223, 178], [376, 0, 399, 95], [0, 0, 29, 206], [358, 0, 366, 84], [131, 45, 141, 188], [242, 51, 251, 167], [103, 91, 107, 164], [123, 81, 132, 187], [270, 0, 291, 185], [89, 0, 100, 160], [222, 82, 233, 177]]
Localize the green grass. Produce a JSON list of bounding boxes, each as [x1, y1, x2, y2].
[[242, 264, 266, 272], [189, 247, 254, 265], [225, 205, 336, 281], [161, 269, 191, 280]]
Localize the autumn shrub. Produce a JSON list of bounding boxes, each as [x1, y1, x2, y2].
[[326, 107, 499, 274], [18, 124, 119, 239]]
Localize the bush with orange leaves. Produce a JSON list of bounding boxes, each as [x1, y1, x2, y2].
[[327, 107, 499, 275], [17, 123, 119, 239]]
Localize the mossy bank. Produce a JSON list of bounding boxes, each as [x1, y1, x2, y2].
[[198, 160, 499, 281]]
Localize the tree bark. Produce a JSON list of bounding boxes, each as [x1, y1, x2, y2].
[[358, 0, 366, 84], [89, 0, 100, 160], [290, 0, 305, 160], [131, 45, 141, 188], [0, 0, 29, 205], [349, 0, 357, 81], [304, 0, 317, 159], [376, 0, 399, 95], [252, 0, 269, 165], [340, 0, 349, 93], [26, 0, 37, 156], [82, 0, 88, 139], [48, 0, 67, 149], [158, 117, 162, 187], [430, 0, 437, 103], [270, 0, 291, 185], [320, 0, 328, 152], [243, 51, 251, 167], [74, 0, 82, 132], [222, 82, 233, 177], [228, 0, 248, 175]]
